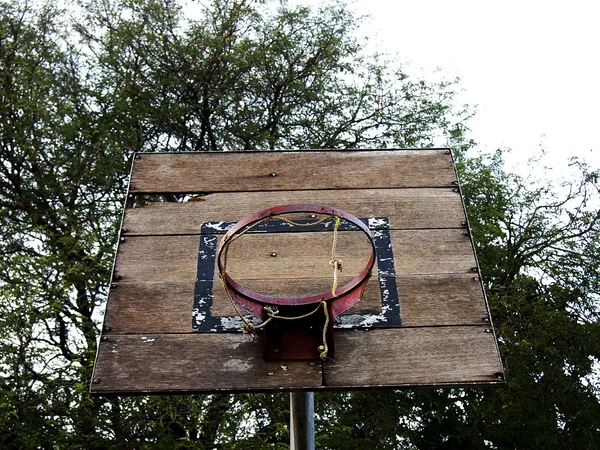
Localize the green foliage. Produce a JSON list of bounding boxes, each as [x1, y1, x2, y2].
[[78, 0, 464, 152], [0, 0, 598, 448]]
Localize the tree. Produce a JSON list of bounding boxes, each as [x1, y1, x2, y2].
[[310, 153, 600, 450], [1, 0, 598, 448]]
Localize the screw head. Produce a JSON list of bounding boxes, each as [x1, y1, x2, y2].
[[484, 328, 492, 333], [102, 336, 109, 341], [92, 378, 101, 384], [270, 172, 277, 177], [270, 252, 277, 257]]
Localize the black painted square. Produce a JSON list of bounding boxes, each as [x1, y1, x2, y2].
[[192, 218, 401, 332]]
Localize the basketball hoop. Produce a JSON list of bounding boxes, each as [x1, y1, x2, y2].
[[216, 204, 376, 360]]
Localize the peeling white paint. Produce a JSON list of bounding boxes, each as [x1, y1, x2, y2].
[[336, 303, 392, 328], [204, 221, 231, 232], [223, 359, 252, 372], [368, 217, 388, 228]]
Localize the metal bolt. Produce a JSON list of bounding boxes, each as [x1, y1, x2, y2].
[[310, 214, 317, 218], [135, 154, 141, 159], [270, 172, 278, 177], [129, 186, 136, 191], [102, 336, 109, 341], [484, 329, 492, 333], [445, 150, 451, 155], [92, 378, 101, 384], [453, 188, 459, 193], [270, 252, 277, 257], [103, 326, 112, 332], [120, 237, 126, 243], [128, 194, 134, 199], [453, 180, 459, 185], [471, 267, 478, 273], [110, 283, 117, 289], [472, 276, 479, 282], [482, 317, 490, 323], [318, 345, 325, 352], [495, 372, 505, 380], [461, 221, 467, 226]]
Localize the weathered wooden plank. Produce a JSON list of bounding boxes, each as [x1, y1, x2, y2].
[[114, 230, 475, 282], [123, 188, 465, 235], [103, 281, 195, 334], [103, 278, 382, 335], [91, 333, 323, 394], [90, 326, 503, 393], [210, 276, 382, 316], [324, 327, 503, 388], [104, 274, 487, 334], [130, 150, 456, 194], [396, 274, 489, 327], [115, 235, 200, 282]]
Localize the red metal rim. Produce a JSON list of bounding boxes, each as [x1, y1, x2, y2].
[[216, 204, 376, 317]]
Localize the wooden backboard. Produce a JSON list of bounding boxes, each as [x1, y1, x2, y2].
[[91, 150, 505, 394]]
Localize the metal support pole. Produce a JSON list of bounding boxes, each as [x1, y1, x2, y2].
[[290, 391, 315, 450]]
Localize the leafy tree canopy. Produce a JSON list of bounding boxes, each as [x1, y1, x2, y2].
[[0, 0, 598, 448]]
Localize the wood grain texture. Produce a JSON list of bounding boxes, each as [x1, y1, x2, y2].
[[123, 188, 465, 235], [129, 150, 456, 194], [114, 230, 475, 283], [210, 276, 382, 316], [104, 274, 488, 334], [91, 333, 323, 393], [397, 274, 489, 327], [325, 327, 503, 388], [90, 326, 503, 393], [103, 282, 194, 334]]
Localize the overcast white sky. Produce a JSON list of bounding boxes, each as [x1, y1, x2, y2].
[[286, 0, 599, 172], [350, 0, 599, 171]]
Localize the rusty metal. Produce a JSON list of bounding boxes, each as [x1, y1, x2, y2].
[[217, 204, 376, 360]]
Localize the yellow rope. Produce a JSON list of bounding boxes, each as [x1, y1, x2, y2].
[[329, 216, 342, 296], [219, 213, 340, 358], [318, 301, 330, 359]]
